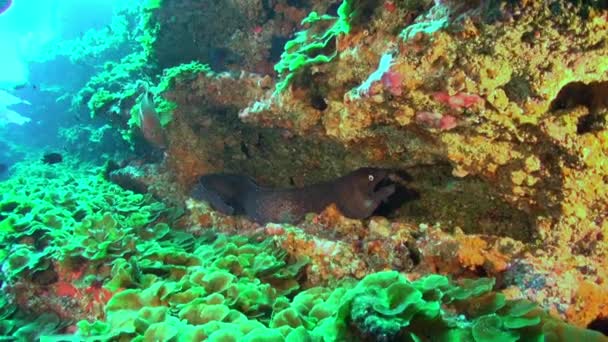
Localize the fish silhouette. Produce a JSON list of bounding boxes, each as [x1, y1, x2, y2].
[[42, 153, 63, 164], [138, 87, 167, 149]]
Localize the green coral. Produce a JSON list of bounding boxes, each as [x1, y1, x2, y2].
[[85, 88, 122, 117], [143, 0, 163, 11], [0, 160, 173, 283], [63, 2, 167, 145], [273, 0, 354, 94], [124, 61, 211, 141], [155, 61, 211, 93], [77, 233, 309, 341], [2, 245, 50, 281], [309, 271, 608, 342], [74, 59, 208, 147], [0, 312, 63, 341], [80, 266, 608, 341], [139, 0, 162, 62], [151, 61, 212, 125]]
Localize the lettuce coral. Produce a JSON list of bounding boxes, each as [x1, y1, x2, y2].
[[273, 0, 354, 93], [77, 232, 310, 341], [0, 159, 176, 336], [78, 267, 608, 341], [311, 271, 608, 341]]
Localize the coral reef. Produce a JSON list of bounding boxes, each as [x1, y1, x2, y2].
[[272, 0, 353, 93], [0, 159, 177, 324], [126, 0, 608, 334], [1, 160, 606, 340], [182, 195, 607, 331], [4, 0, 608, 340], [143, 0, 336, 75]]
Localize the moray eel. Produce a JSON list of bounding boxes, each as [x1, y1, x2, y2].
[[191, 167, 397, 224]]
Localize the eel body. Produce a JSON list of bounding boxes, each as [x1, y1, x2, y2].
[[191, 167, 397, 224]]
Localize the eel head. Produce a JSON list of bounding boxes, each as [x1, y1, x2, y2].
[[350, 167, 395, 196], [337, 167, 397, 219]]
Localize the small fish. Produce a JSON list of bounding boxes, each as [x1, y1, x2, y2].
[[12, 83, 38, 91], [0, 163, 7, 174], [0, 0, 12, 15], [138, 88, 167, 149], [42, 153, 63, 164]]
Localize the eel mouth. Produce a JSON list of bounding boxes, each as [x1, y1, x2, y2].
[[373, 169, 420, 217], [373, 175, 393, 193], [373, 169, 411, 193], [370, 172, 397, 206]]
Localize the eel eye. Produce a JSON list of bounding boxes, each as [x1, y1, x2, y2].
[[368, 174, 374, 182]]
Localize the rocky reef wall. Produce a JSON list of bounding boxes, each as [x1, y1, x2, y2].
[[145, 1, 608, 246]]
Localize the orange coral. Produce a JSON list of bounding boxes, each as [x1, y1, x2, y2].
[[54, 281, 79, 298], [456, 235, 488, 269], [166, 131, 210, 187], [336, 30, 367, 52], [566, 280, 608, 326]]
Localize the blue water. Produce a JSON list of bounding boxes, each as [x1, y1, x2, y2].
[[0, 0, 142, 171]]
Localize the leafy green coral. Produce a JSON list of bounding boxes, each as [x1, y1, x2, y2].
[[143, 0, 163, 11], [78, 265, 608, 342], [150, 61, 212, 125], [58, 2, 163, 120], [121, 61, 211, 145], [0, 162, 175, 340], [0, 160, 174, 284], [0, 311, 63, 341], [74, 58, 209, 148], [273, 0, 354, 94], [307, 271, 608, 341], [77, 233, 310, 341], [74, 52, 150, 119], [60, 2, 168, 146]]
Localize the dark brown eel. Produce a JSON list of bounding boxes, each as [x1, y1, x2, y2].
[[190, 167, 397, 224]]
